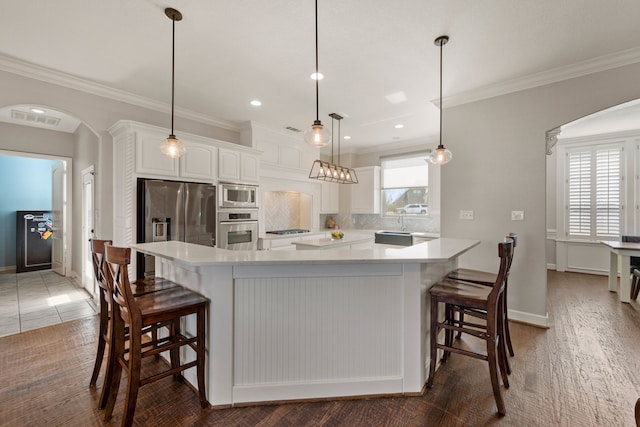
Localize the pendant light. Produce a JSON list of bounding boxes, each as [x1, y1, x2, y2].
[[303, 0, 331, 148], [309, 113, 358, 184], [427, 35, 453, 165], [160, 7, 186, 159]]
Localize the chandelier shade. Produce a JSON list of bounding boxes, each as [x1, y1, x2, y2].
[[308, 113, 358, 184]]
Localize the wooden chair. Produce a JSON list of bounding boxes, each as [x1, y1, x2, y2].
[[102, 244, 209, 426], [447, 233, 517, 361], [635, 397, 640, 427], [632, 269, 640, 300], [89, 239, 113, 389], [623, 236, 640, 299], [89, 239, 180, 408], [427, 239, 514, 416]]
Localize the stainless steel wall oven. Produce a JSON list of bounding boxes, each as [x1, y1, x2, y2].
[[217, 209, 258, 250]]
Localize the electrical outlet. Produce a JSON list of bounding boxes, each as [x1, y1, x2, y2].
[[459, 210, 474, 220], [511, 210, 524, 221]]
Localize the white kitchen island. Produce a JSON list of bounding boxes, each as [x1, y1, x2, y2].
[[132, 238, 479, 408]]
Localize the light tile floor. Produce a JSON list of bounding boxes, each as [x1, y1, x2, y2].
[[0, 270, 97, 337]]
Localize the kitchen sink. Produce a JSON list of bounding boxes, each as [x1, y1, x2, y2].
[[374, 231, 414, 246]]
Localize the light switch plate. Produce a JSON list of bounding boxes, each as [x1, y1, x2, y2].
[[459, 210, 474, 220], [511, 210, 524, 221]]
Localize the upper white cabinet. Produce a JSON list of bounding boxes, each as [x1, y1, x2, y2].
[[134, 127, 217, 182], [180, 141, 217, 181], [218, 148, 259, 183], [135, 131, 179, 177], [320, 182, 339, 213], [350, 166, 380, 214]]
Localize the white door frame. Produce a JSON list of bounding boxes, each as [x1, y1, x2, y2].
[[81, 165, 95, 294], [51, 160, 72, 276]]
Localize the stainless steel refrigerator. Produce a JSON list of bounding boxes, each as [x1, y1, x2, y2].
[[136, 179, 216, 278]]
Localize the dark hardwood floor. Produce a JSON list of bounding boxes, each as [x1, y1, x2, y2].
[[1, 271, 639, 426]]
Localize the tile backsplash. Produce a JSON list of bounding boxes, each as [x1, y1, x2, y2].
[[320, 213, 440, 234], [263, 191, 301, 231]]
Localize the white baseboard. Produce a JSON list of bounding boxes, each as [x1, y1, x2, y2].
[[508, 308, 549, 328], [566, 267, 608, 276], [547, 263, 557, 270]]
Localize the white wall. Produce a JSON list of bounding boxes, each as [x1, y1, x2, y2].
[[71, 123, 99, 278], [441, 61, 640, 326]]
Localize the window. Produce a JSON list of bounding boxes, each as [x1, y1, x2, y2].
[[381, 154, 429, 216], [566, 144, 622, 239]]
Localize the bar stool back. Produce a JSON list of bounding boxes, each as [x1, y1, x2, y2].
[[427, 239, 514, 416], [102, 244, 209, 426], [89, 239, 112, 388]]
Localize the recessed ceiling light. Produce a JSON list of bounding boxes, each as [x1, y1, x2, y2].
[[394, 124, 404, 129], [250, 100, 262, 107], [31, 108, 45, 114], [310, 72, 324, 81], [343, 136, 351, 140]]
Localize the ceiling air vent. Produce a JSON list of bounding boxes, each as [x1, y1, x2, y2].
[[11, 109, 61, 127], [285, 126, 301, 132]]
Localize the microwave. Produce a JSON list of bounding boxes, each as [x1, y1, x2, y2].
[[219, 182, 258, 208]]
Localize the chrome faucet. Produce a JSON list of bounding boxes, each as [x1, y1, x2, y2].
[[397, 215, 406, 232]]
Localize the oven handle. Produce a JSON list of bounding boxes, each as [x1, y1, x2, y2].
[[219, 220, 258, 226]]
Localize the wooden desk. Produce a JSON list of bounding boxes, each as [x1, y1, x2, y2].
[[600, 240, 640, 303]]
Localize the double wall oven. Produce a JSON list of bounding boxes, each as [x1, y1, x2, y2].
[[217, 182, 259, 250]]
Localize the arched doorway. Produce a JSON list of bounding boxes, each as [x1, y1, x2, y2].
[[546, 98, 640, 274]]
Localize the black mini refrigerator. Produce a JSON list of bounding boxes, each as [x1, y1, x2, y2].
[[16, 210, 53, 273]]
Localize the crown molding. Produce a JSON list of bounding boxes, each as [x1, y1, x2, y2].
[[0, 54, 239, 132], [439, 46, 640, 108], [557, 128, 640, 146]]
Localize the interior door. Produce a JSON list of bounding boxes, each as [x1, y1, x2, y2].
[[82, 166, 95, 294], [51, 161, 66, 276]]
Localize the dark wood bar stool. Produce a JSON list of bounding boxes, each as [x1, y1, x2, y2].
[[103, 244, 209, 426], [447, 233, 517, 360], [89, 238, 113, 389], [89, 238, 179, 404], [428, 239, 514, 416]]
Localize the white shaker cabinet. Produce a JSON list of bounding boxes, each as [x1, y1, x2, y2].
[[320, 182, 340, 213], [350, 166, 380, 214], [219, 148, 259, 183]]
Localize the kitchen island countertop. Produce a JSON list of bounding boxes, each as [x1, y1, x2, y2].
[[132, 237, 478, 266]]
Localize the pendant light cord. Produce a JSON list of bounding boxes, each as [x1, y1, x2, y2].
[[171, 16, 176, 136], [331, 115, 334, 162], [314, 0, 319, 122], [439, 39, 443, 148], [337, 119, 341, 164]]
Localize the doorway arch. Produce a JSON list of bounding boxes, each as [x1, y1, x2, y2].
[[0, 103, 101, 291]]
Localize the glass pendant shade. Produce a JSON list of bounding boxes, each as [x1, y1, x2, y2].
[[427, 145, 453, 165], [161, 134, 186, 159], [304, 120, 331, 148]]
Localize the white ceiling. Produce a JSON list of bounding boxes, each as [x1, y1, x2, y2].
[[1, 0, 640, 151]]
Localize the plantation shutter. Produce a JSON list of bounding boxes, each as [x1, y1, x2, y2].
[[595, 147, 621, 236], [566, 145, 622, 239], [568, 150, 591, 236]]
